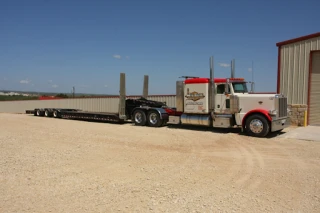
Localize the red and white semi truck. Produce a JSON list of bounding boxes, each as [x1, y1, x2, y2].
[[27, 56, 290, 137]]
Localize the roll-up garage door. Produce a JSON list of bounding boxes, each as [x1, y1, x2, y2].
[[309, 51, 320, 126]]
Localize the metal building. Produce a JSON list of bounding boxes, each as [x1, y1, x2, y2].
[[276, 32, 320, 125]]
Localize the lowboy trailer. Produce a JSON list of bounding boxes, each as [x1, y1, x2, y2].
[[27, 73, 180, 127], [27, 56, 291, 137]]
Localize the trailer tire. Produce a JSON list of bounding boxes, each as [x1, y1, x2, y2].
[[245, 114, 270, 137], [45, 110, 51, 117], [36, 109, 43, 116], [147, 110, 163, 127], [133, 110, 146, 126], [53, 110, 60, 118]]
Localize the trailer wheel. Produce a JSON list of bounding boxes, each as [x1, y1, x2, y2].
[[45, 110, 51, 117], [245, 114, 270, 137], [36, 110, 42, 116], [53, 110, 60, 118], [147, 111, 162, 127], [133, 110, 146, 126]]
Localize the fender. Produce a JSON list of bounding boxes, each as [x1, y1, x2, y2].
[[150, 108, 168, 120], [241, 109, 272, 127]]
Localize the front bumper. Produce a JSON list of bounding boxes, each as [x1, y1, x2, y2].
[[271, 117, 291, 132]]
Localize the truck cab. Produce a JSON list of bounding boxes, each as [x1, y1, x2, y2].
[[171, 76, 291, 137], [214, 78, 248, 114]]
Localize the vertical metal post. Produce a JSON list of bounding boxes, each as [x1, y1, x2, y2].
[[118, 73, 126, 119], [142, 75, 149, 98], [231, 59, 235, 78], [176, 81, 184, 112], [209, 56, 215, 111]]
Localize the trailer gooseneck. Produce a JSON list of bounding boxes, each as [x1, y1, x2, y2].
[[27, 56, 291, 137]]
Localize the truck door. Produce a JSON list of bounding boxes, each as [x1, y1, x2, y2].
[[214, 83, 231, 113]]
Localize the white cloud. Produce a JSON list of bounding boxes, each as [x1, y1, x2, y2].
[[48, 80, 53, 83], [20, 79, 30, 84], [126, 56, 130, 59], [104, 84, 108, 88], [113, 54, 121, 59], [52, 84, 58, 88], [219, 63, 230, 67], [248, 68, 252, 72]]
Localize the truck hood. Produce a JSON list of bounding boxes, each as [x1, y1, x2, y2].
[[234, 93, 278, 112]]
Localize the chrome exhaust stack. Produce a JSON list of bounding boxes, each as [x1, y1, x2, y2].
[[231, 59, 235, 78]]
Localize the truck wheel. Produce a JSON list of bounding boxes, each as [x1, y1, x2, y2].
[[147, 111, 162, 127], [245, 114, 270, 137], [133, 110, 146, 126]]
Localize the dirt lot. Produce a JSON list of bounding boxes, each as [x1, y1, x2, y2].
[[0, 113, 319, 212]]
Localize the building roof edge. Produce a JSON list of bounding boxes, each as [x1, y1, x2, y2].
[[276, 32, 320, 47]]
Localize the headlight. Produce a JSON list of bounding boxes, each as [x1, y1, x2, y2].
[[268, 110, 277, 115]]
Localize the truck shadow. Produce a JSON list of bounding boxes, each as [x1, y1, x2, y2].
[[166, 124, 286, 139], [27, 114, 286, 138], [166, 124, 242, 134]]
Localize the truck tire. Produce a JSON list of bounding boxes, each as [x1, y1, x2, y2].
[[133, 110, 146, 126], [147, 110, 163, 127], [245, 114, 270, 137]]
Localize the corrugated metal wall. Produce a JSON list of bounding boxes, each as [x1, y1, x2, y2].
[[309, 51, 320, 125], [279, 36, 320, 104], [0, 95, 176, 114]]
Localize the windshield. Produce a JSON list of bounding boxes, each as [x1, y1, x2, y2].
[[232, 82, 248, 93]]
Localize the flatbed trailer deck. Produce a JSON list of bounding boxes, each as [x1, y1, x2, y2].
[[29, 108, 126, 123]]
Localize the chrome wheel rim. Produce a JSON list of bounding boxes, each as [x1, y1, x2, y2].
[[249, 119, 263, 134], [134, 112, 143, 123], [45, 111, 48, 116], [37, 110, 40, 116], [53, 111, 57, 117], [149, 112, 158, 125]]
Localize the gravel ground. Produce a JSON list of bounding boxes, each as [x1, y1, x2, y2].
[[1, 113, 320, 213]]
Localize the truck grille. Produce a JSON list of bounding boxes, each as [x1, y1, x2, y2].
[[278, 96, 287, 118]]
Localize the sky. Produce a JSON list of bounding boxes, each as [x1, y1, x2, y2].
[[0, 0, 319, 95]]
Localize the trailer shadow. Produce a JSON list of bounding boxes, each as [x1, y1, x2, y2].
[[26, 114, 127, 125]]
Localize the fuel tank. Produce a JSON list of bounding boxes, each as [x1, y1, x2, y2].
[[180, 114, 211, 126]]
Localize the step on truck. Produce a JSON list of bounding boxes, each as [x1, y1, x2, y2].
[[27, 56, 291, 137]]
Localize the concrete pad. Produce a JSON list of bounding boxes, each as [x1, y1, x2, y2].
[[278, 126, 320, 142]]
